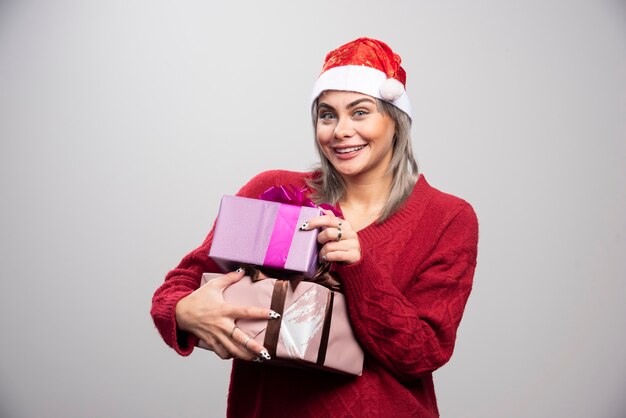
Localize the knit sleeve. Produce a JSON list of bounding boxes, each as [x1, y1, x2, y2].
[[150, 170, 293, 355], [335, 203, 478, 380]]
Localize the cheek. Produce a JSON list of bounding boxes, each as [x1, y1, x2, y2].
[[374, 123, 395, 148], [366, 115, 395, 145], [315, 130, 334, 160], [315, 125, 333, 145]]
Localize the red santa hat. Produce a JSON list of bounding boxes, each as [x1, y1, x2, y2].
[[311, 37, 412, 118]]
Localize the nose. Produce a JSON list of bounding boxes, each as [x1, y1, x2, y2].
[[334, 117, 355, 140]]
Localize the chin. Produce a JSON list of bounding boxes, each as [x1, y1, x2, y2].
[[333, 166, 364, 178]]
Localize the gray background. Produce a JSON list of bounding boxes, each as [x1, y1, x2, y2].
[[1, 1, 625, 417]]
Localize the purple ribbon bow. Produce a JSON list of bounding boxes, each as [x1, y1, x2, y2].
[[259, 185, 343, 218]]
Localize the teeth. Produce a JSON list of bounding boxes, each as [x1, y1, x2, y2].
[[336, 145, 365, 154]]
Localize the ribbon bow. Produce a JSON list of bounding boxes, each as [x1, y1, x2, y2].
[[259, 185, 343, 218], [245, 264, 342, 292]]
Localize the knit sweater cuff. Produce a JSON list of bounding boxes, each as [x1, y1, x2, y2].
[[152, 290, 198, 356]]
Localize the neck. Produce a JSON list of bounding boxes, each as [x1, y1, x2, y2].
[[340, 172, 393, 210]]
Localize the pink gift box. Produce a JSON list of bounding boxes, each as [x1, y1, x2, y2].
[[198, 273, 364, 376], [208, 195, 322, 278]]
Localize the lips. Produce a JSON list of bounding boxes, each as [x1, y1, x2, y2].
[[334, 145, 366, 154]]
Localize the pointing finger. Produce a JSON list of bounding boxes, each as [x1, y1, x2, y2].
[[299, 214, 342, 231], [227, 305, 281, 321]]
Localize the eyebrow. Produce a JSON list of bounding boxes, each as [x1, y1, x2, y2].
[[317, 97, 376, 112], [347, 98, 376, 108]]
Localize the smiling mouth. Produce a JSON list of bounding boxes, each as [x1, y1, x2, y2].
[[335, 145, 366, 154]]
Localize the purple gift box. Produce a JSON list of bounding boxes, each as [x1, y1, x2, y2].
[[209, 195, 322, 278], [198, 273, 364, 376]]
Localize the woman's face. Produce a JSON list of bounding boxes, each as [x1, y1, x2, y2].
[[316, 90, 396, 181]]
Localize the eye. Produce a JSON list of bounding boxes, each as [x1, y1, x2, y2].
[[353, 109, 369, 117], [318, 111, 336, 121]]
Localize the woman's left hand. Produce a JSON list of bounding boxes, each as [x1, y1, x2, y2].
[[301, 209, 361, 265]]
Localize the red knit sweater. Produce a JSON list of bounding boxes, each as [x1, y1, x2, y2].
[[151, 170, 478, 418]]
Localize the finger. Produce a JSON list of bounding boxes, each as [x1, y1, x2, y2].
[[220, 329, 268, 361], [211, 268, 246, 289], [206, 322, 267, 361], [317, 227, 341, 244], [302, 215, 344, 231], [202, 336, 232, 360], [205, 325, 250, 360], [319, 241, 347, 255], [299, 215, 331, 231], [231, 327, 269, 359], [219, 336, 256, 360], [321, 208, 338, 220], [322, 249, 359, 264], [320, 210, 345, 230], [214, 342, 232, 359], [318, 227, 354, 244], [226, 305, 281, 321]]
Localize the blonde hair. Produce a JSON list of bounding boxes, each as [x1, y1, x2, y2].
[[307, 98, 419, 222]]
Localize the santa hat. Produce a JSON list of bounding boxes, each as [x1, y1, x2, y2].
[[310, 37, 412, 118]]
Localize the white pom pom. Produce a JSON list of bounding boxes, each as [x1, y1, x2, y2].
[[379, 78, 405, 101]]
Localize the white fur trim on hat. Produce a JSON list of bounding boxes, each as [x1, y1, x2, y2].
[[310, 65, 412, 118], [380, 78, 405, 101]]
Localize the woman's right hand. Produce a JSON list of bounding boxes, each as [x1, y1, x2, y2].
[[175, 268, 276, 361]]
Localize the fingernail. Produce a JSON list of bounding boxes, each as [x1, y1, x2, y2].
[[236, 267, 244, 273], [299, 222, 309, 231], [260, 350, 271, 360], [252, 357, 263, 363], [269, 310, 281, 320]]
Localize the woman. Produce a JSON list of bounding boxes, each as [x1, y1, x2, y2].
[[151, 38, 478, 417]]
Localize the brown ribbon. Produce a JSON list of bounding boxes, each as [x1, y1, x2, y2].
[[316, 289, 335, 366], [263, 279, 289, 359]]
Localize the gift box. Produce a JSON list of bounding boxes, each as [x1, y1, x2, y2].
[[208, 195, 322, 278], [198, 273, 364, 376]]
